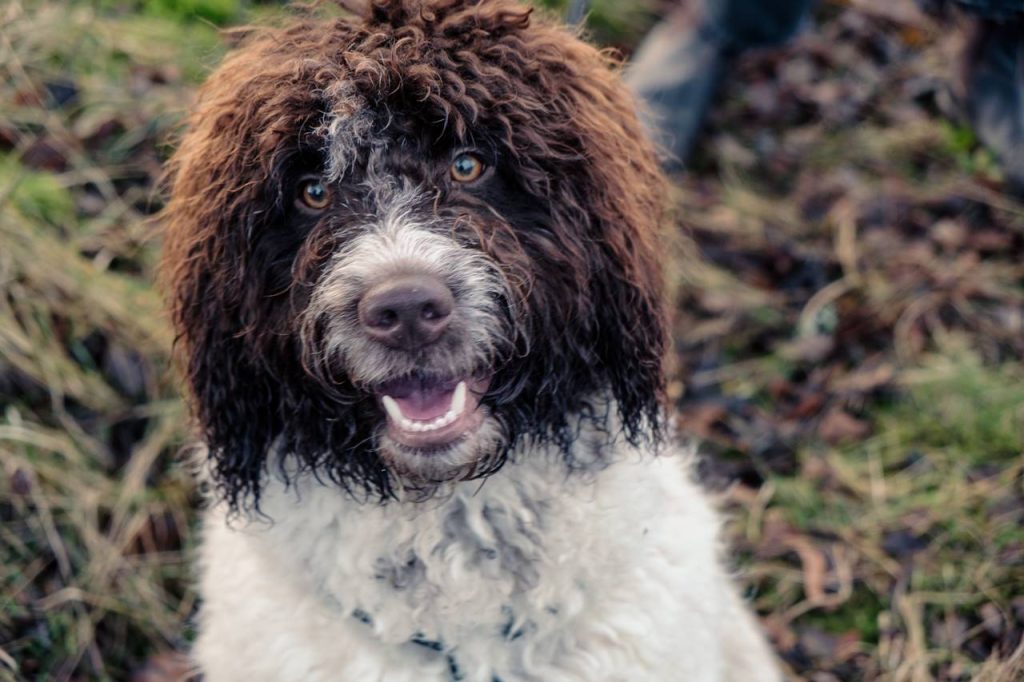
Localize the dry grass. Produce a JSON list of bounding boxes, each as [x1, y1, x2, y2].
[[0, 0, 1021, 680], [1, 3, 204, 678]]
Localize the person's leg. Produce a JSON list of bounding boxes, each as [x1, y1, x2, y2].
[[626, 0, 815, 170], [954, 0, 1024, 23], [706, 0, 817, 50], [959, 12, 1024, 192]]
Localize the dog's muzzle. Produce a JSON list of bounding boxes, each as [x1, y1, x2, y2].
[[376, 373, 492, 449], [303, 193, 511, 455]]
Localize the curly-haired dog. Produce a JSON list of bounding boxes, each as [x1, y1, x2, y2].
[[162, 1, 781, 679]]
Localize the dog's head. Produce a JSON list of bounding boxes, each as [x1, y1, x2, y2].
[[163, 0, 667, 510]]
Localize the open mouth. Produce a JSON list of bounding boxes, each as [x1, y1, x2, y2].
[[377, 374, 490, 449]]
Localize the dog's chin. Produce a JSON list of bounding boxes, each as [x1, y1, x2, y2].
[[372, 374, 501, 484]]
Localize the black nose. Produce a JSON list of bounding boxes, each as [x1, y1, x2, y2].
[[358, 275, 455, 350]]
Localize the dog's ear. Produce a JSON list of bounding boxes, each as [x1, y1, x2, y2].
[[449, 11, 668, 444], [544, 41, 670, 443], [159, 44, 301, 509], [160, 171, 286, 510], [186, 318, 283, 509], [587, 234, 667, 442], [160, 23, 404, 509]]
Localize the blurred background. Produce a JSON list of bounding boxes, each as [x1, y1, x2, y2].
[[0, 0, 1021, 679]]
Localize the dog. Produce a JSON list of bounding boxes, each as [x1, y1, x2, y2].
[[162, 0, 781, 679]]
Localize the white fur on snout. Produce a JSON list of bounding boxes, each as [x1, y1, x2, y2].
[[303, 187, 513, 388]]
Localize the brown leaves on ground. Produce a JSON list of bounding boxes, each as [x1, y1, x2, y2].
[[669, 0, 1024, 679], [130, 652, 197, 682], [1, 0, 1021, 680]]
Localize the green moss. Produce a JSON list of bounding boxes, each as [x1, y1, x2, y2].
[[143, 0, 239, 24], [16, 8, 224, 85], [0, 156, 74, 226], [886, 353, 1024, 462], [771, 474, 856, 529], [802, 590, 886, 642], [941, 121, 977, 162], [533, 0, 659, 47]]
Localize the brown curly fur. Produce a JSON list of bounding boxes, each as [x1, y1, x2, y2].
[[162, 0, 668, 510]]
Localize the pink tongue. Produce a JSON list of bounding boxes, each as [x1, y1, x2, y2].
[[380, 377, 458, 421], [394, 388, 454, 421]]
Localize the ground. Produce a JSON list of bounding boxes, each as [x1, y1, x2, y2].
[[0, 0, 1021, 680]]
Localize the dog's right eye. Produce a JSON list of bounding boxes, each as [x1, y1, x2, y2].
[[296, 177, 332, 212], [450, 153, 486, 183]]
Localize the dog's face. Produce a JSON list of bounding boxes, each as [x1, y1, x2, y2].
[[163, 0, 667, 509]]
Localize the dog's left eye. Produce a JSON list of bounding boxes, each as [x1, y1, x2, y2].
[[450, 153, 486, 183], [297, 177, 332, 211]]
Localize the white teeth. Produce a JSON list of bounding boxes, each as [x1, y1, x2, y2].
[[396, 410, 457, 433], [381, 396, 404, 423], [382, 381, 471, 434], [451, 381, 467, 415]]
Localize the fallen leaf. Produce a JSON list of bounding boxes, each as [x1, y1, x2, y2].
[[818, 408, 871, 444]]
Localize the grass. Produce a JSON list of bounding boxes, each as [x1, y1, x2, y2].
[[1, 0, 1022, 680], [1, 3, 201, 679]]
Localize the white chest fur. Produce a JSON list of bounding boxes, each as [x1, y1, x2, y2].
[[194, 443, 780, 682]]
